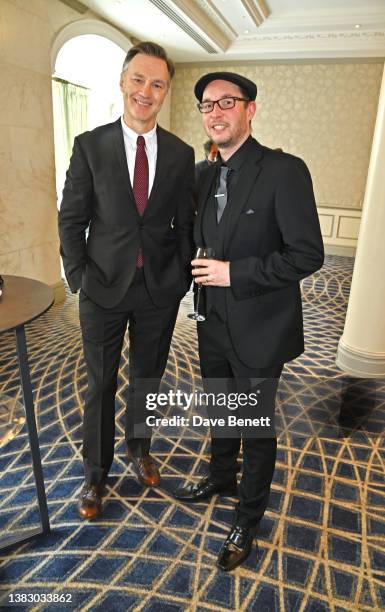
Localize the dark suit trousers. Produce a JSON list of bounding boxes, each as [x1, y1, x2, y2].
[[79, 270, 180, 485], [198, 311, 283, 533]]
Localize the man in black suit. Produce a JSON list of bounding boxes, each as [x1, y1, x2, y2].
[[174, 72, 324, 570], [59, 42, 195, 519]]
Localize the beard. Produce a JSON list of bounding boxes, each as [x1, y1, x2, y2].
[[208, 130, 234, 149]]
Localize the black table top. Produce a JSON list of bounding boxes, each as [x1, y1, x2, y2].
[[0, 275, 54, 334]]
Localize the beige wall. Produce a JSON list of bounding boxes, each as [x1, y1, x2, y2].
[[171, 61, 383, 210], [0, 0, 109, 295]]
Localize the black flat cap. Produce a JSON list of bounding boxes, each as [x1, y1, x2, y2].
[[194, 71, 257, 102]]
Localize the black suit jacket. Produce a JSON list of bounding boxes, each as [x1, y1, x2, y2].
[[59, 119, 195, 308], [195, 138, 324, 368], [195, 158, 209, 182]]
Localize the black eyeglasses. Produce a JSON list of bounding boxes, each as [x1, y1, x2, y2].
[[197, 96, 250, 114]]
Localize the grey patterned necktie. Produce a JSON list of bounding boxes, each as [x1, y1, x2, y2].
[[215, 165, 230, 223]]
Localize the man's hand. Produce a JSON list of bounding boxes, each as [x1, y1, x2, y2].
[[192, 259, 230, 287]]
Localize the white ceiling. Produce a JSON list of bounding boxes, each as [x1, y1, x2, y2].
[[78, 0, 385, 62]]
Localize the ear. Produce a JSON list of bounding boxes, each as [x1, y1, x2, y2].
[[119, 73, 125, 93], [247, 101, 256, 122]]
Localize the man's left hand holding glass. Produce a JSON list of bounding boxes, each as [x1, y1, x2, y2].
[[192, 259, 231, 286]]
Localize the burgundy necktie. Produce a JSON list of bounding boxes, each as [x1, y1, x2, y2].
[[133, 135, 149, 267]]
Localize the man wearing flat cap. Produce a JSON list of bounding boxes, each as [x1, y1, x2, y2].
[[174, 72, 324, 570]]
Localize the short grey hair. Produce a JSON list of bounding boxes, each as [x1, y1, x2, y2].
[[121, 41, 175, 79]]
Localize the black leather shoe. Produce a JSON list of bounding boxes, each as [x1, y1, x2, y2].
[[217, 525, 256, 571], [173, 476, 237, 502]]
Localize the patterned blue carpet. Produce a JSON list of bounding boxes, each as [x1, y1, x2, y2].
[[0, 255, 384, 611]]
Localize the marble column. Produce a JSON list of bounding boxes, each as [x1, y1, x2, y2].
[[336, 63, 385, 377]]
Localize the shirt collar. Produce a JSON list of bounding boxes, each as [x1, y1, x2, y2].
[[219, 135, 254, 172], [120, 116, 157, 148]]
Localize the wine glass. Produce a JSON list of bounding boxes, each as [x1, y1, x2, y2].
[[188, 247, 215, 322]]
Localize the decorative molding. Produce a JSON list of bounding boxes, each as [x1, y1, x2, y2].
[[337, 216, 361, 241], [336, 338, 385, 378], [198, 0, 237, 38], [318, 214, 334, 238], [317, 206, 361, 248], [228, 28, 385, 59], [324, 244, 356, 257], [238, 30, 385, 44], [148, 0, 223, 53], [256, 0, 269, 20], [259, 10, 385, 31], [51, 19, 132, 71], [317, 202, 363, 209], [240, 0, 269, 27], [175, 57, 383, 68], [169, 0, 231, 50], [58, 0, 89, 14]]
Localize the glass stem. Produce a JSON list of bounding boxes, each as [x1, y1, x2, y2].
[[195, 285, 202, 315]]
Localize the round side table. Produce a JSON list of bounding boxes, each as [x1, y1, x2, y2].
[[0, 275, 54, 551]]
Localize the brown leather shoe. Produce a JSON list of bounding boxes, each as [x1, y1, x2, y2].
[[129, 454, 160, 487], [77, 483, 104, 520]]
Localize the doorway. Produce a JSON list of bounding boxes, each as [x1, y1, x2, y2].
[[52, 34, 126, 202]]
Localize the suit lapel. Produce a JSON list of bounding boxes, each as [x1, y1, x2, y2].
[[224, 142, 264, 254], [111, 119, 138, 215]]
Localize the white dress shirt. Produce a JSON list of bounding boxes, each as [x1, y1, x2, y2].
[[120, 117, 157, 197]]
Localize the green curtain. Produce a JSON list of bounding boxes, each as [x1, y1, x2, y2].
[[52, 78, 89, 202]]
